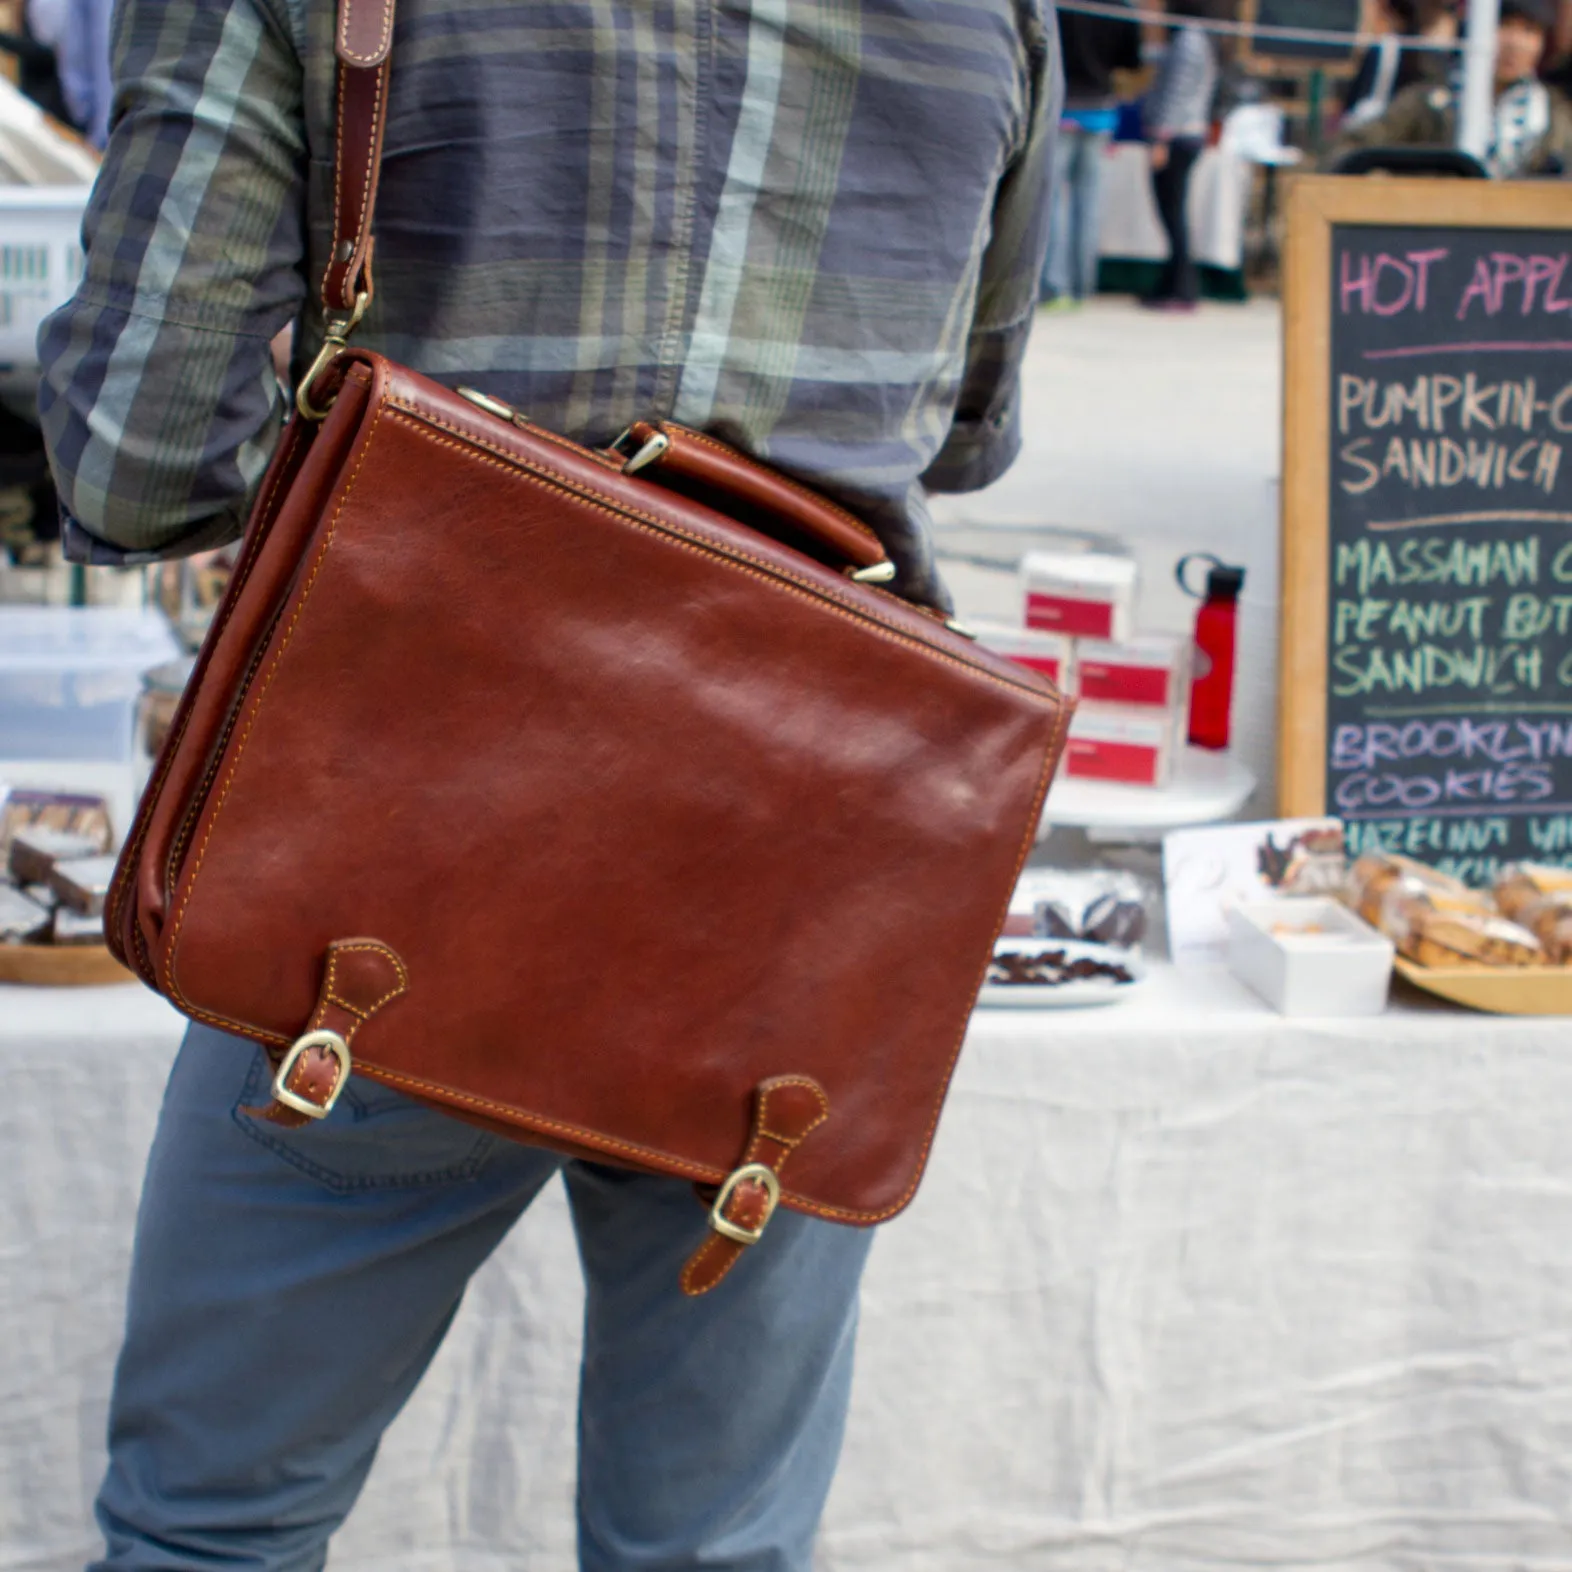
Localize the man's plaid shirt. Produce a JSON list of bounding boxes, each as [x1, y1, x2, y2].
[[38, 0, 1058, 609]]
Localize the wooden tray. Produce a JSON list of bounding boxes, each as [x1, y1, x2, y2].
[[0, 943, 134, 987], [1394, 957, 1572, 1016]]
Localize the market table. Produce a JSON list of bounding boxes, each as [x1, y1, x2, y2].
[[1096, 144, 1252, 299], [7, 968, 1572, 1571]]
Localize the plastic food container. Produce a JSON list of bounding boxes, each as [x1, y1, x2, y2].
[[0, 186, 89, 371], [0, 607, 181, 762], [1227, 897, 1394, 1017]]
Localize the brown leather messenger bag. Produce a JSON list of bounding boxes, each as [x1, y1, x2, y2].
[[107, 0, 1073, 1295]]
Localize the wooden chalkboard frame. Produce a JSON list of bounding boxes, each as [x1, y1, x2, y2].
[[1278, 174, 1572, 822], [1236, 0, 1367, 73]]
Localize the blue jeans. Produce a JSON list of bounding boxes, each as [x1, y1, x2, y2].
[[1041, 122, 1112, 301], [90, 1025, 874, 1572]]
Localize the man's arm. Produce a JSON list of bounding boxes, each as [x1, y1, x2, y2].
[[37, 0, 307, 566], [921, 4, 1060, 495]]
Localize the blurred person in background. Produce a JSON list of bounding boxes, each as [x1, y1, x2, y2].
[[0, 0, 73, 127], [1143, 0, 1222, 312], [1041, 0, 1142, 311], [1331, 0, 1572, 176], [1341, 0, 1457, 129], [26, 0, 112, 146]]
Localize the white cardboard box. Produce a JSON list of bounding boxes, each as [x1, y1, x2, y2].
[[1227, 897, 1394, 1017], [972, 621, 1072, 689], [1074, 634, 1188, 711], [1064, 702, 1174, 788], [1020, 549, 1136, 643]]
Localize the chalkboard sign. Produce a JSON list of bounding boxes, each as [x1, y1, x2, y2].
[[1245, 0, 1362, 63], [1281, 177, 1572, 885]]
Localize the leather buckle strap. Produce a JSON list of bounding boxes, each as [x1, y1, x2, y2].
[[681, 1076, 830, 1297], [271, 1029, 353, 1120], [244, 939, 409, 1127], [708, 1163, 781, 1244]]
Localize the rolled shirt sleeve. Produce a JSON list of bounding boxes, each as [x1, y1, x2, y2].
[[921, 1, 1060, 496], [37, 0, 308, 565]]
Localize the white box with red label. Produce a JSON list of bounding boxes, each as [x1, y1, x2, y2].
[[973, 621, 1072, 690], [1063, 703, 1175, 788], [1073, 634, 1188, 711], [1020, 550, 1136, 642]]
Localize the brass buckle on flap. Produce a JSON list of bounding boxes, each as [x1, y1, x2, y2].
[[708, 1163, 781, 1246], [271, 1029, 352, 1120]]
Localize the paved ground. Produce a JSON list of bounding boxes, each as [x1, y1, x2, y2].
[[931, 295, 1286, 808]]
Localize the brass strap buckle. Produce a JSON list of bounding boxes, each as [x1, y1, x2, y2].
[[296, 291, 371, 421], [271, 1029, 352, 1120], [708, 1162, 781, 1246]]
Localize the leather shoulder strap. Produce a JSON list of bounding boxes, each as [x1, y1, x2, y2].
[[321, 0, 396, 320]]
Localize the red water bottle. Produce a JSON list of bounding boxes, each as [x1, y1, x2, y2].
[[1176, 553, 1245, 751]]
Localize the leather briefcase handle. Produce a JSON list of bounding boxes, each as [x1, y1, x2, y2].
[[315, 0, 898, 591], [616, 420, 895, 581]]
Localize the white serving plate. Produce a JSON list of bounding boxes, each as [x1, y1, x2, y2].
[[976, 936, 1145, 1010]]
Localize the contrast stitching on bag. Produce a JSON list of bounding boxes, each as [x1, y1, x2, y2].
[[165, 620, 279, 914], [163, 401, 392, 1023], [361, 1066, 729, 1181], [382, 409, 1055, 705], [389, 404, 909, 638], [109, 425, 306, 972], [846, 702, 1070, 1221], [680, 1077, 830, 1292], [447, 404, 621, 470], [668, 424, 883, 551], [350, 67, 386, 276], [338, 0, 394, 65], [323, 941, 409, 1020], [323, 63, 347, 305], [155, 394, 1067, 1221]]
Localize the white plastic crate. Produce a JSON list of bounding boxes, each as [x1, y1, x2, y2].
[[0, 606, 179, 763], [0, 186, 90, 371]]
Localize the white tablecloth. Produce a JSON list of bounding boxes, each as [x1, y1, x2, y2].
[[1098, 144, 1249, 273], [7, 969, 1572, 1570]]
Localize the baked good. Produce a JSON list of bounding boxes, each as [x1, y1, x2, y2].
[[1347, 852, 1478, 928], [1401, 906, 1545, 968], [47, 854, 119, 917], [0, 790, 112, 861], [51, 906, 107, 946], [1082, 891, 1147, 948], [0, 883, 52, 944], [8, 827, 105, 887], [1494, 864, 1572, 962]]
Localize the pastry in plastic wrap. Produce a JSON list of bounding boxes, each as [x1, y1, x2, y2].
[[1003, 867, 1152, 951], [1347, 852, 1480, 928], [1493, 864, 1572, 962], [1383, 892, 1545, 968], [0, 883, 52, 944], [1495, 862, 1572, 919], [1520, 903, 1572, 963], [47, 854, 119, 917], [0, 790, 112, 862], [8, 826, 105, 887], [52, 906, 108, 946]]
